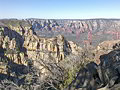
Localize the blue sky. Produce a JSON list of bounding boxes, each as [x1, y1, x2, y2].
[[0, 0, 120, 19]]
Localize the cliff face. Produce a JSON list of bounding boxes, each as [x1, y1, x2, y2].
[[24, 34, 81, 62], [0, 20, 82, 75]]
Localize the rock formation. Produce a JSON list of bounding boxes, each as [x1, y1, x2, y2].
[[0, 20, 82, 78]]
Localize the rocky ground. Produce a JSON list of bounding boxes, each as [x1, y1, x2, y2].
[[0, 19, 120, 90]]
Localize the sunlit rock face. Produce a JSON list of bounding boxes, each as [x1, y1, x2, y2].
[[24, 34, 81, 62]]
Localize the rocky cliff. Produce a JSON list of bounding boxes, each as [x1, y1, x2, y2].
[[0, 20, 82, 75]]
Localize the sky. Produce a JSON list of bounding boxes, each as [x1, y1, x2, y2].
[[0, 0, 120, 19]]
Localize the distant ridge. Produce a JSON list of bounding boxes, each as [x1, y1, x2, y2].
[[1, 18, 120, 20]]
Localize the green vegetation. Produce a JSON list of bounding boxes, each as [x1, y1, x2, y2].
[[63, 68, 77, 88], [15, 45, 21, 54], [0, 27, 4, 36]]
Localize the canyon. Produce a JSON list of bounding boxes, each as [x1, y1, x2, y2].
[[0, 19, 120, 90]]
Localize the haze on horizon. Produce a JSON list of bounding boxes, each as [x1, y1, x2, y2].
[[0, 0, 120, 19]]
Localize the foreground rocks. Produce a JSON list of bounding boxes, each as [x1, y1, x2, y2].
[[67, 49, 120, 90], [94, 40, 120, 64]]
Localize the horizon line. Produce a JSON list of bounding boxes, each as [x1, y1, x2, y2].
[[1, 17, 120, 20]]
